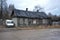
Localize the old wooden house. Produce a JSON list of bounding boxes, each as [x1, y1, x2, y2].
[[11, 8, 48, 27]]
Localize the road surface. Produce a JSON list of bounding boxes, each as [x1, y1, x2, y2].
[[0, 28, 60, 40]]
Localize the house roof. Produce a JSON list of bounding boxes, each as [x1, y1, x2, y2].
[[13, 9, 48, 19]]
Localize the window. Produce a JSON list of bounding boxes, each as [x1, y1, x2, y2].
[[19, 18, 23, 25], [28, 19, 33, 25], [24, 19, 28, 25], [33, 20, 36, 24]]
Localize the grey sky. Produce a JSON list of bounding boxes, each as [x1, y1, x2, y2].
[[7, 0, 60, 15]]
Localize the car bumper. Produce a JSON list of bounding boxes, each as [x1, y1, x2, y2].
[[6, 25, 15, 28]]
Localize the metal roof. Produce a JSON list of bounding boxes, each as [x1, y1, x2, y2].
[[13, 9, 48, 19]]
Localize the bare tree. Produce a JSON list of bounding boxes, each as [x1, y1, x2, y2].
[[33, 5, 44, 12], [48, 12, 53, 17], [9, 4, 15, 11], [0, 0, 8, 19], [8, 4, 15, 18]]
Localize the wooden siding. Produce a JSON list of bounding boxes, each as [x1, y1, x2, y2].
[[12, 18, 18, 27], [42, 19, 48, 25], [12, 18, 47, 27]]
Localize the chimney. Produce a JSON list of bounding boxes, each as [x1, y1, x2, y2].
[[26, 8, 28, 11], [37, 10, 39, 12]]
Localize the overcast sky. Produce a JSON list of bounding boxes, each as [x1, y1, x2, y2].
[[7, 0, 60, 15]]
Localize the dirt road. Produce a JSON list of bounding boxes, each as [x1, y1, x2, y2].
[[0, 28, 60, 40]]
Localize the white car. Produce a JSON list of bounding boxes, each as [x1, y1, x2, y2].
[[5, 20, 15, 28]]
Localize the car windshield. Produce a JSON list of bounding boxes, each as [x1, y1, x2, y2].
[[7, 21, 13, 23]]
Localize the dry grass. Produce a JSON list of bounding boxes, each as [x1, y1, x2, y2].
[[0, 25, 60, 30], [16, 25, 60, 30], [38, 25, 60, 29], [47, 25, 60, 28], [16, 27, 33, 30], [0, 25, 5, 28]]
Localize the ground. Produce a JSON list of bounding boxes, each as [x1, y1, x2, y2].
[[0, 28, 60, 40]]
